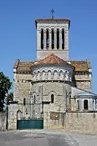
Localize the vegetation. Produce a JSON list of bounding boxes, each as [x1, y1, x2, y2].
[[0, 72, 12, 112], [6, 92, 13, 103]]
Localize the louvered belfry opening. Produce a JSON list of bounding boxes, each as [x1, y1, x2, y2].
[[62, 29, 64, 50], [41, 29, 44, 49], [57, 29, 59, 50], [51, 29, 54, 49], [46, 29, 49, 49]]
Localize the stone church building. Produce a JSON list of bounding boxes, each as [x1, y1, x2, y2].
[[8, 17, 97, 133]]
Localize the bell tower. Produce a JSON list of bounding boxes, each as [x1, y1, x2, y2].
[[35, 16, 70, 61]]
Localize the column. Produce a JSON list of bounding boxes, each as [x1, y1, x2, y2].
[[54, 29, 57, 50], [49, 29, 52, 50], [37, 29, 41, 50], [65, 30, 68, 50], [44, 29, 46, 50], [59, 29, 62, 50]]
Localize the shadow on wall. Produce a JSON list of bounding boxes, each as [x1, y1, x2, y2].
[[0, 112, 6, 131]]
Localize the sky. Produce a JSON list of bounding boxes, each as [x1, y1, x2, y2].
[[0, 0, 97, 93]]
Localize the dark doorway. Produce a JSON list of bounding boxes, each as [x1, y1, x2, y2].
[[84, 100, 88, 110]]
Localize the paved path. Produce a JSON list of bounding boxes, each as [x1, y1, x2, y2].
[[0, 131, 77, 146], [0, 130, 97, 146]]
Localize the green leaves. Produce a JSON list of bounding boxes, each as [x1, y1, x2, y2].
[[0, 72, 12, 111], [6, 92, 13, 103]]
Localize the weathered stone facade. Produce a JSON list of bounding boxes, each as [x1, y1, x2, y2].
[[8, 17, 97, 134]]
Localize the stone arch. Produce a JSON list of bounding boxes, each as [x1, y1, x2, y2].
[[42, 70, 46, 80], [64, 71, 67, 80], [68, 72, 72, 81], [48, 91, 57, 104], [59, 70, 64, 80], [54, 70, 58, 80], [48, 70, 52, 80], [32, 92, 37, 104], [84, 100, 88, 110], [37, 71, 41, 80], [33, 72, 37, 81], [65, 71, 69, 80]]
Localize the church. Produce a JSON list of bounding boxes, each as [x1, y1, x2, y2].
[[8, 15, 97, 133]]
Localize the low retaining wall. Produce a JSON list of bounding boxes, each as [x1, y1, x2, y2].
[[0, 112, 6, 131], [65, 112, 97, 134]]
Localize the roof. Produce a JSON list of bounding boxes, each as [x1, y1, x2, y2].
[[35, 18, 70, 27], [13, 60, 34, 72], [34, 54, 73, 68], [71, 86, 97, 97], [70, 60, 91, 72], [14, 56, 91, 72]]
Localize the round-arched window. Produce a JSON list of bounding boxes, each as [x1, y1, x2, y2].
[[51, 94, 54, 103], [84, 100, 88, 110]]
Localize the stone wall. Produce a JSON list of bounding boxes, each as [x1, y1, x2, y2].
[[65, 112, 97, 134], [76, 81, 91, 92], [14, 73, 32, 102], [0, 112, 6, 131], [75, 73, 92, 92], [8, 103, 18, 130]]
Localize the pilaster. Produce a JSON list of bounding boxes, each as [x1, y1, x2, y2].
[[59, 29, 62, 50], [49, 29, 52, 50], [44, 29, 46, 50], [54, 29, 57, 50]]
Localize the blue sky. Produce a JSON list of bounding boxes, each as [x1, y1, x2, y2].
[[0, 0, 97, 93]]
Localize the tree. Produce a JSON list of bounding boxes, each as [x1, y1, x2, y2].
[[6, 92, 13, 103], [0, 72, 12, 112]]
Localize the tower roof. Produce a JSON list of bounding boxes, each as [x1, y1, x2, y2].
[[35, 18, 70, 27]]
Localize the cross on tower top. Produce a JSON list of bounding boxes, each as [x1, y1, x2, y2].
[[51, 9, 55, 19]]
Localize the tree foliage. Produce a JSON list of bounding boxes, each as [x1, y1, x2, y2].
[[6, 92, 13, 103], [0, 72, 12, 112]]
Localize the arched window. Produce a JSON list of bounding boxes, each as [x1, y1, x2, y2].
[[41, 29, 44, 49], [23, 98, 26, 106], [51, 29, 54, 49], [48, 70, 52, 80], [57, 29, 59, 49], [33, 95, 36, 104], [46, 29, 49, 49], [84, 100, 88, 110], [77, 100, 80, 110], [62, 29, 64, 49], [51, 94, 54, 103]]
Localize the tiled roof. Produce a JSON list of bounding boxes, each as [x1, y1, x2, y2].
[[34, 54, 73, 68], [70, 60, 91, 71], [14, 56, 91, 72], [13, 60, 34, 72]]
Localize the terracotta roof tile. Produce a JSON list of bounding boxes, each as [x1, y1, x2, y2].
[[34, 54, 73, 68], [70, 61, 91, 71], [14, 60, 34, 72], [14, 57, 91, 72]]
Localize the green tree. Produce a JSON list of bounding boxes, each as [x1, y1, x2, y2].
[[6, 92, 13, 103], [0, 72, 12, 112]]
